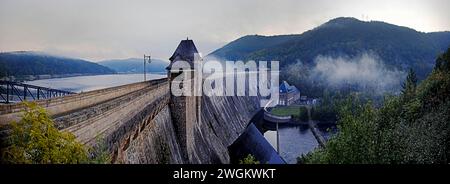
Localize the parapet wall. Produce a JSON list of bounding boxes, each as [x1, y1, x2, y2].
[[0, 78, 168, 125], [0, 77, 261, 164], [0, 79, 171, 162]]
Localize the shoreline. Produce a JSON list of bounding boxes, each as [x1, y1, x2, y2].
[[1, 72, 167, 82]]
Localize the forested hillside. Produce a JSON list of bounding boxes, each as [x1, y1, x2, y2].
[[301, 47, 450, 164], [209, 17, 450, 96], [0, 51, 116, 78]]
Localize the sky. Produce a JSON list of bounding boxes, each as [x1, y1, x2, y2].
[[0, 0, 449, 61]]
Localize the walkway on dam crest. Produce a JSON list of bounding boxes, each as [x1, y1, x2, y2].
[[0, 78, 170, 163]]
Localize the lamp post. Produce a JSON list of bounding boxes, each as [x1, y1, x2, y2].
[[276, 122, 279, 153], [144, 54, 151, 81]]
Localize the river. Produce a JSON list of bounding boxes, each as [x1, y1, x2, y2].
[[263, 123, 336, 164], [25, 73, 166, 92]]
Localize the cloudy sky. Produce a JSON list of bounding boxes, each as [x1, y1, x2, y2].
[[0, 0, 449, 61]]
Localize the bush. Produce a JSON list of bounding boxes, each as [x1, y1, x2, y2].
[[1, 102, 109, 164], [239, 154, 260, 164]]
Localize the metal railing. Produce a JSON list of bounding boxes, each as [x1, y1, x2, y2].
[[0, 80, 76, 103]]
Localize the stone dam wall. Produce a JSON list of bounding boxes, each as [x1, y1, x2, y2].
[[121, 94, 261, 164], [0, 78, 261, 164]]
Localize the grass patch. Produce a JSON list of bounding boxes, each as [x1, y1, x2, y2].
[[270, 106, 308, 122]]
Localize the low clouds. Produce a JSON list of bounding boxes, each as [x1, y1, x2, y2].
[[312, 53, 405, 94]]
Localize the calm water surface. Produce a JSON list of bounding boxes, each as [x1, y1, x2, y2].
[[264, 124, 335, 164], [25, 74, 166, 92]]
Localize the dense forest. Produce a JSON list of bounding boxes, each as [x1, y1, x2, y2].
[[209, 17, 450, 97], [0, 51, 116, 78], [300, 47, 450, 164]]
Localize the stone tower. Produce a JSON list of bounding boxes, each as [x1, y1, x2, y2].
[[166, 39, 202, 162]]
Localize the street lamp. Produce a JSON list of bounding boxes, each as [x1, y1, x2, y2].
[[144, 54, 152, 81]]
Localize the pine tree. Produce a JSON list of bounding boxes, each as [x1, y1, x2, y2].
[[401, 68, 418, 100]]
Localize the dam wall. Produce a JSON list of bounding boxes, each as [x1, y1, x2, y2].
[[0, 78, 261, 164], [121, 95, 261, 164]]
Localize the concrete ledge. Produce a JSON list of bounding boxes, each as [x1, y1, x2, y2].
[[0, 78, 168, 125], [263, 111, 292, 123]]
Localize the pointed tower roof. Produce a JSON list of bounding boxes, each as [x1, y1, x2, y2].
[[166, 39, 199, 70], [279, 80, 300, 94], [279, 81, 290, 93], [169, 39, 198, 62]]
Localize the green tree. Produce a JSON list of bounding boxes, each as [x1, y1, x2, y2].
[[401, 68, 418, 101], [239, 154, 260, 164], [1, 102, 96, 164], [301, 47, 450, 164], [87, 137, 111, 164], [302, 98, 379, 164]]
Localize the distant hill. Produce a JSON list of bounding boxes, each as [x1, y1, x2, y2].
[[208, 17, 450, 97], [208, 34, 299, 61], [0, 51, 116, 79], [98, 58, 169, 74], [209, 17, 450, 79]]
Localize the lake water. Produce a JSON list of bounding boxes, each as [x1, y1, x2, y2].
[[25, 73, 166, 92], [264, 124, 335, 164]]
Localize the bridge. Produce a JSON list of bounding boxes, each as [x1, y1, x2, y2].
[[0, 39, 262, 164], [0, 80, 75, 103]]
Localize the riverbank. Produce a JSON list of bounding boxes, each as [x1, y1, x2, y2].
[[261, 105, 336, 163], [1, 73, 114, 82], [306, 106, 327, 147]]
